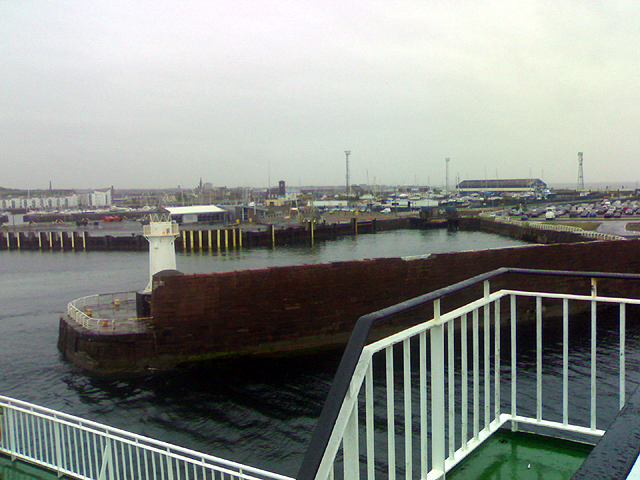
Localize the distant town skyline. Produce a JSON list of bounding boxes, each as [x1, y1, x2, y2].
[[3, 1, 639, 190]]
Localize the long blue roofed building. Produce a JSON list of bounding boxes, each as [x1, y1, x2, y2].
[[457, 178, 548, 197]]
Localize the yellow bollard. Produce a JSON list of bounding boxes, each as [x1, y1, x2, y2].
[[310, 221, 314, 246]]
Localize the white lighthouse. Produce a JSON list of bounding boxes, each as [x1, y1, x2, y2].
[[143, 213, 179, 293]]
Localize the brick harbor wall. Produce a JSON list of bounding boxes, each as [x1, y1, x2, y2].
[[58, 229, 640, 374], [147, 239, 640, 365]]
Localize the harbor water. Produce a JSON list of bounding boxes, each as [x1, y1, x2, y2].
[[1, 229, 639, 477]]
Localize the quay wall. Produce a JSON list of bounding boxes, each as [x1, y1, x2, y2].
[[59, 239, 640, 374], [457, 217, 591, 243], [2, 216, 595, 253], [4, 218, 412, 252]]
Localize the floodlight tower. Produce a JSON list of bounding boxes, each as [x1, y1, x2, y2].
[[445, 158, 450, 194], [577, 152, 584, 191], [345, 151, 351, 197]]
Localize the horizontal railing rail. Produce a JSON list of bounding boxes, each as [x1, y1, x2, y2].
[[297, 268, 640, 480], [67, 291, 151, 333], [0, 395, 294, 480]]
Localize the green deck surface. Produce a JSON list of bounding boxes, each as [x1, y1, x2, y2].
[[1, 430, 594, 480], [0, 455, 60, 480], [448, 430, 594, 480]]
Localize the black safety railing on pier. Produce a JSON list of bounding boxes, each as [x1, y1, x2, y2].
[[296, 267, 640, 480]]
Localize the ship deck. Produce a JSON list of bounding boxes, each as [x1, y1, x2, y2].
[[0, 429, 593, 480]]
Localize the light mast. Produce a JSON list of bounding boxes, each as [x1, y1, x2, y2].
[[345, 150, 351, 197]]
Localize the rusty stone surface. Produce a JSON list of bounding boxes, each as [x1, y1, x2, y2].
[[58, 238, 640, 374]]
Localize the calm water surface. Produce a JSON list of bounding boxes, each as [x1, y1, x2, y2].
[[1, 229, 637, 476]]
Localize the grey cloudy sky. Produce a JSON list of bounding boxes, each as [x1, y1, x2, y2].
[[2, 1, 639, 190]]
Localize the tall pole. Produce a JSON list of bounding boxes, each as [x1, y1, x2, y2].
[[577, 152, 584, 191], [345, 151, 351, 197], [445, 158, 450, 194]]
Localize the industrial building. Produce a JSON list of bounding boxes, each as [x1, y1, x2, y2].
[[164, 205, 227, 224], [457, 178, 547, 196]]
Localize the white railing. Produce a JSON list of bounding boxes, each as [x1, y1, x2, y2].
[[67, 292, 151, 333], [311, 280, 634, 480], [0, 395, 294, 480], [491, 215, 626, 241]]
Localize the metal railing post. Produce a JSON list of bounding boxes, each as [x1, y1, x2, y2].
[[621, 303, 626, 410], [591, 280, 598, 431], [430, 299, 445, 476], [343, 401, 359, 480]]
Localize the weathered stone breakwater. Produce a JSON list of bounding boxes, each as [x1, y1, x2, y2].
[[58, 238, 640, 375]]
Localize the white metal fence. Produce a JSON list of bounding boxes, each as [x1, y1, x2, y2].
[[0, 395, 294, 480], [312, 280, 635, 480]]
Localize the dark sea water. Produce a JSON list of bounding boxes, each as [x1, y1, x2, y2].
[[1, 229, 638, 477]]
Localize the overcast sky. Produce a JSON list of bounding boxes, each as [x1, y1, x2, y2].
[[2, 1, 639, 190]]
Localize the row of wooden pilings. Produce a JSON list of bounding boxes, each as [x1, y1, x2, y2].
[[179, 218, 387, 252], [0, 230, 98, 251], [0, 218, 415, 252]]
